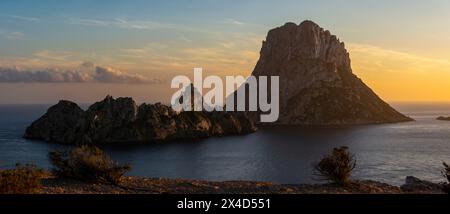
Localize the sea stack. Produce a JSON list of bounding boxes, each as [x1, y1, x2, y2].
[[248, 21, 412, 125]]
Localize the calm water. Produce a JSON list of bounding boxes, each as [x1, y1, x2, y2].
[[1, 103, 450, 185]]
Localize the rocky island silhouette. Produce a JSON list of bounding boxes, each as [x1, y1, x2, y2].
[[245, 20, 412, 125]]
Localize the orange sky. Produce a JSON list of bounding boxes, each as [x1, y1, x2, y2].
[[348, 44, 450, 102]]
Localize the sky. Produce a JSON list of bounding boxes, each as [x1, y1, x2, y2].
[[1, 0, 450, 104]]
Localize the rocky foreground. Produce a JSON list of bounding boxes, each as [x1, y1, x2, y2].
[[40, 176, 445, 194]]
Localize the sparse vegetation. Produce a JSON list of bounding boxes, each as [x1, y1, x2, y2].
[[0, 163, 45, 194], [49, 145, 131, 185], [441, 162, 450, 193], [314, 146, 356, 187]]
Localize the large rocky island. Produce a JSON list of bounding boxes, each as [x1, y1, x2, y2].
[[245, 21, 412, 125]]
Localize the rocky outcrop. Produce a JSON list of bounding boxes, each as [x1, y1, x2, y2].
[[245, 20, 412, 125], [24, 96, 256, 144], [400, 176, 444, 193], [437, 116, 450, 121], [24, 100, 86, 143]]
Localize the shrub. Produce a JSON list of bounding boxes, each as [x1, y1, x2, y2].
[[314, 146, 356, 187], [0, 164, 45, 194], [49, 145, 131, 185], [441, 162, 450, 193]]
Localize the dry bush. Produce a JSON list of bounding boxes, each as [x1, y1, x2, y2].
[[314, 146, 356, 187], [0, 164, 45, 194], [441, 162, 450, 193], [49, 145, 131, 185]]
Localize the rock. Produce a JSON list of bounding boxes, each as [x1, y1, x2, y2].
[[24, 100, 85, 144], [24, 96, 256, 144], [175, 111, 214, 139], [208, 111, 257, 135], [136, 103, 179, 142], [172, 83, 204, 112], [85, 96, 140, 143], [437, 116, 450, 121], [242, 20, 413, 125], [400, 176, 443, 193]]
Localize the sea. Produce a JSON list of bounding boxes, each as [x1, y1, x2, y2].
[[1, 103, 450, 186]]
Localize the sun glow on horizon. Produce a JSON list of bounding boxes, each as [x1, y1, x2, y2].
[[348, 43, 450, 102]]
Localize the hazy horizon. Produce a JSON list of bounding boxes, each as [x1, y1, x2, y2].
[[2, 0, 450, 104]]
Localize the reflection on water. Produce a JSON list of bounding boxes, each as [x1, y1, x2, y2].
[[0, 103, 450, 185]]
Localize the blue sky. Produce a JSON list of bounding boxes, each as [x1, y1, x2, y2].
[[1, 0, 450, 103], [2, 0, 450, 58]]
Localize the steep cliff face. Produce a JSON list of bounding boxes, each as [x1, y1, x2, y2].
[[25, 96, 256, 144], [250, 21, 412, 125]]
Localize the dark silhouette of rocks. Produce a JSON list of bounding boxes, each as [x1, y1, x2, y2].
[[437, 116, 450, 121], [24, 95, 256, 144], [400, 176, 444, 193], [245, 20, 412, 125], [23, 100, 86, 143]]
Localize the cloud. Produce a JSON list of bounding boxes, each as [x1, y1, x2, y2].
[[94, 66, 161, 84], [8, 15, 40, 22], [0, 14, 40, 22], [80, 61, 95, 68], [223, 19, 245, 26], [0, 30, 24, 40], [345, 43, 450, 101], [0, 67, 91, 83], [115, 32, 263, 76], [68, 18, 109, 26], [0, 65, 161, 84], [68, 17, 177, 30], [347, 43, 450, 74], [33, 50, 74, 61], [114, 18, 128, 24]]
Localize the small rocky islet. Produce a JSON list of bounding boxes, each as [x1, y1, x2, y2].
[[24, 95, 257, 144]]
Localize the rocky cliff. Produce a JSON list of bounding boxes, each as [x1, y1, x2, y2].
[[24, 96, 256, 144], [247, 20, 412, 125]]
